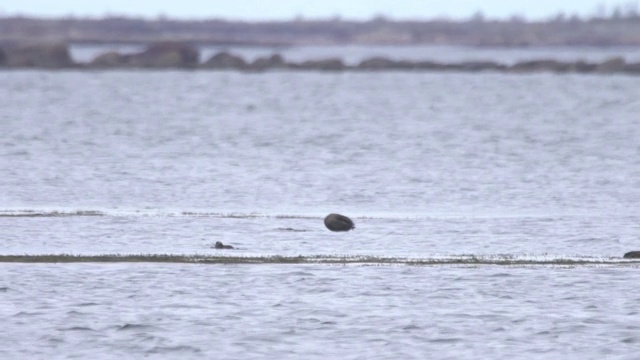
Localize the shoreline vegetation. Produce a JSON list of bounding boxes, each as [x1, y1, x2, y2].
[[0, 41, 639, 74], [2, 12, 640, 47], [0, 254, 638, 266]]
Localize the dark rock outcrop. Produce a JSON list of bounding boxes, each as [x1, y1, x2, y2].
[[89, 51, 128, 68], [296, 58, 346, 71], [456, 61, 508, 72], [624, 62, 640, 74], [510, 60, 571, 73], [246, 54, 287, 71], [0, 47, 6, 66], [412, 61, 444, 70], [2, 45, 638, 75], [5, 43, 75, 68], [202, 51, 247, 69], [623, 251, 640, 259], [129, 42, 199, 68], [324, 213, 355, 232], [596, 57, 626, 73], [88, 42, 199, 69], [358, 57, 406, 70], [567, 60, 598, 73]]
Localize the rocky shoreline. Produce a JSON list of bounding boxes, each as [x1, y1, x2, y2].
[[2, 42, 639, 74]]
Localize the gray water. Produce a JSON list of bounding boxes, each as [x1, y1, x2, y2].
[[1, 66, 640, 358]]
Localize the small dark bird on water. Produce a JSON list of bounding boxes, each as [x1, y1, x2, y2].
[[324, 213, 355, 232], [623, 251, 640, 258], [214, 241, 234, 249]]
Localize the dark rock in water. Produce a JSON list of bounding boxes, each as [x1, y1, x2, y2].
[[5, 43, 75, 68], [0, 47, 6, 66], [130, 41, 199, 68], [89, 51, 127, 68], [296, 58, 346, 71], [88, 42, 199, 69], [358, 57, 404, 70], [624, 62, 640, 74], [214, 241, 234, 249], [623, 251, 640, 259], [324, 213, 355, 232], [202, 51, 247, 70], [456, 61, 507, 72], [596, 57, 625, 73], [509, 59, 599, 73], [510, 59, 570, 73], [246, 54, 287, 71], [567, 60, 597, 73]]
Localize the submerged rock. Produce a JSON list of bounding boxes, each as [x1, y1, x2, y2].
[[623, 251, 640, 259], [324, 213, 355, 232], [214, 241, 234, 249]]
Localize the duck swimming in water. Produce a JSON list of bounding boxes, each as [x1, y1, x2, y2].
[[324, 213, 355, 232], [214, 241, 234, 249]]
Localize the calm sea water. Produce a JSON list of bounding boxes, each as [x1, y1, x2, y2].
[[1, 48, 640, 358]]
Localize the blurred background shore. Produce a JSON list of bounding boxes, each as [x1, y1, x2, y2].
[[2, 11, 640, 72]]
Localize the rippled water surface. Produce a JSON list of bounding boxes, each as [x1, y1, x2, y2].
[[3, 264, 640, 360], [1, 59, 640, 358]]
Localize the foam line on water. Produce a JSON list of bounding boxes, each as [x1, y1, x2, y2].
[[0, 254, 638, 267], [1, 208, 627, 221]]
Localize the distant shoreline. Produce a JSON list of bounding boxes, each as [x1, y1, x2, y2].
[[1, 42, 639, 75]]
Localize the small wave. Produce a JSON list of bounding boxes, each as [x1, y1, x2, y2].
[[429, 338, 464, 343], [402, 324, 424, 330], [116, 323, 154, 331], [76, 302, 99, 307], [0, 210, 105, 217], [0, 208, 323, 219], [0, 208, 388, 220], [61, 326, 95, 332], [146, 345, 202, 354], [13, 311, 46, 317]]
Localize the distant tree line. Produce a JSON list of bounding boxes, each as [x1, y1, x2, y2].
[[1, 7, 640, 47]]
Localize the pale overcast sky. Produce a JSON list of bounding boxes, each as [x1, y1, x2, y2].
[[0, 0, 632, 20]]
